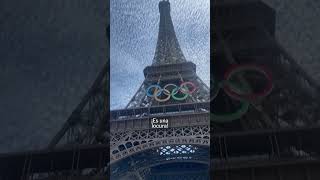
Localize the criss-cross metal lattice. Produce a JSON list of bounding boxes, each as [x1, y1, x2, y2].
[[45, 0, 320, 179], [110, 125, 209, 164], [4, 1, 320, 180], [212, 3, 320, 132], [152, 0, 186, 65], [158, 145, 198, 156], [110, 0, 210, 178], [111, 146, 209, 180]]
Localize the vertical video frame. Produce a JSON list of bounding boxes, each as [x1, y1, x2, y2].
[[110, 0, 210, 179]]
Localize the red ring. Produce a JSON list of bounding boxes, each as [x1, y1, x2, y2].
[[223, 64, 273, 101], [180, 81, 197, 94]]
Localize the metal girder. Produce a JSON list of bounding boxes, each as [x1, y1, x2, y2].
[[111, 146, 209, 179], [212, 6, 320, 131], [110, 125, 210, 164], [0, 144, 109, 179], [213, 159, 320, 180], [152, 1, 186, 65], [48, 61, 109, 148], [5, 0, 317, 179]]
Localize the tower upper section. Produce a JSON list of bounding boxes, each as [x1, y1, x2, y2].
[[152, 0, 187, 65]]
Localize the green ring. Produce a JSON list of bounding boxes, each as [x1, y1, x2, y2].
[[171, 87, 189, 101], [210, 78, 250, 123], [210, 101, 250, 123]]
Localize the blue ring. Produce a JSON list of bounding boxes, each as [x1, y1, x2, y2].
[[146, 85, 163, 97]]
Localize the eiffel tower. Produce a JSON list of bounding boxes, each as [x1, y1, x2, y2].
[[110, 0, 210, 179], [0, 1, 210, 179], [2, 0, 320, 180], [211, 0, 320, 179]]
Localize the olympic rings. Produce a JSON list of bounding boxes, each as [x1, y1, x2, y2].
[[146, 81, 197, 102], [211, 64, 273, 123], [223, 64, 273, 101], [146, 85, 163, 97], [144, 64, 272, 123]]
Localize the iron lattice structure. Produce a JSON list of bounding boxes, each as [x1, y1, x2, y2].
[[211, 0, 320, 180], [110, 0, 210, 179], [152, 0, 186, 65], [212, 0, 320, 132], [39, 0, 209, 179], [2, 1, 320, 180]]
